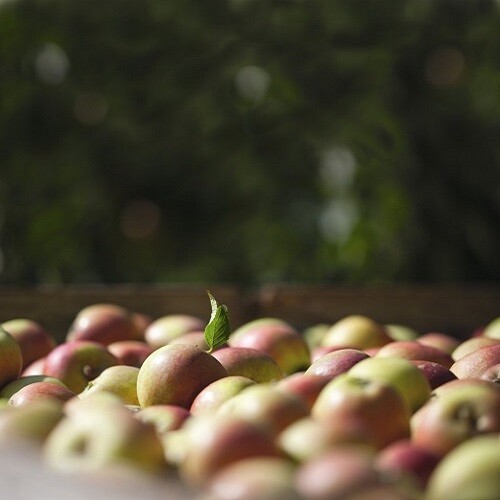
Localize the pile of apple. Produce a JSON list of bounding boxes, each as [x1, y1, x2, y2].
[[0, 292, 499, 500]]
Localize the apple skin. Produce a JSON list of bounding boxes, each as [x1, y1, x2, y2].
[[44, 397, 166, 474], [43, 340, 119, 394], [483, 316, 500, 339], [450, 344, 500, 379], [1, 319, 56, 370], [320, 315, 392, 350], [452, 336, 500, 361], [168, 331, 211, 351], [228, 323, 310, 376], [66, 303, 142, 345], [144, 314, 205, 349], [375, 438, 441, 489], [411, 379, 500, 456], [347, 356, 431, 413], [375, 340, 454, 369], [480, 362, 500, 385], [207, 456, 299, 500], [211, 347, 283, 383], [426, 434, 500, 500], [305, 348, 370, 380], [311, 373, 410, 450], [417, 332, 460, 356], [135, 405, 190, 435], [384, 324, 420, 341], [21, 357, 46, 376], [79, 365, 140, 406], [8, 382, 76, 408], [276, 373, 331, 411], [0, 375, 68, 399], [190, 375, 256, 416], [409, 360, 457, 390], [137, 343, 227, 409], [107, 340, 154, 368], [0, 325, 23, 390]]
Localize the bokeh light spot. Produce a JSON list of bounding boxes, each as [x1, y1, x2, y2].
[[235, 65, 271, 103], [34, 43, 70, 85]]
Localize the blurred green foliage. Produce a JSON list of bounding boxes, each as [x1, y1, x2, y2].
[[0, 0, 499, 285]]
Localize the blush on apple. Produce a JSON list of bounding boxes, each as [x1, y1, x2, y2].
[[305, 348, 370, 380], [144, 314, 205, 349], [410, 360, 457, 390], [450, 344, 500, 379], [376, 341, 454, 369]]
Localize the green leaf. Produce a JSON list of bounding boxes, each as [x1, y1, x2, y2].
[[204, 290, 231, 353]]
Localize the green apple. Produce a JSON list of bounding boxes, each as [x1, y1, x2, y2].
[[43, 340, 119, 394], [135, 404, 190, 435], [426, 434, 500, 500], [137, 343, 227, 408], [302, 323, 331, 350], [0, 375, 68, 399], [348, 356, 431, 413], [0, 325, 23, 389], [384, 324, 420, 341], [144, 314, 205, 349], [190, 375, 256, 416], [79, 365, 140, 405], [376, 340, 454, 368], [452, 336, 500, 361], [321, 315, 392, 350], [8, 381, 76, 408], [211, 347, 283, 383], [1, 318, 55, 370], [483, 316, 500, 340]]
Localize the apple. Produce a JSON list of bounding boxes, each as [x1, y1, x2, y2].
[[426, 434, 500, 500], [8, 382, 76, 408], [450, 344, 500, 379], [311, 373, 410, 449], [276, 373, 330, 411], [168, 331, 211, 351], [44, 397, 166, 474], [411, 378, 500, 456], [135, 404, 190, 435], [136, 343, 227, 408], [228, 323, 310, 376], [409, 360, 457, 390], [0, 325, 23, 390], [0, 375, 68, 399], [130, 311, 153, 336], [417, 332, 460, 355], [483, 316, 500, 339], [21, 357, 46, 376], [216, 383, 309, 436], [384, 324, 420, 341], [452, 336, 500, 361], [375, 340, 454, 368], [310, 344, 360, 363], [211, 347, 283, 383], [347, 356, 431, 413], [320, 315, 392, 350], [305, 348, 370, 379], [190, 375, 256, 416], [43, 340, 119, 394], [480, 362, 500, 385], [66, 303, 143, 345], [1, 319, 55, 370], [207, 456, 299, 500], [107, 340, 154, 368], [144, 314, 205, 349], [177, 414, 281, 488], [229, 317, 293, 343], [302, 323, 330, 350], [79, 365, 140, 406]]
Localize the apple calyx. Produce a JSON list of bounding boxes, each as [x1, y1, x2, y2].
[[204, 291, 231, 353]]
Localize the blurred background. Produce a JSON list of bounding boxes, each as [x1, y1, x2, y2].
[[0, 0, 499, 286]]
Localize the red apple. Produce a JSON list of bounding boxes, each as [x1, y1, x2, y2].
[[376, 341, 454, 369], [1, 375, 69, 399], [107, 340, 154, 368], [276, 373, 330, 411], [450, 344, 500, 379], [410, 360, 457, 390], [417, 332, 460, 356], [21, 357, 46, 376], [305, 348, 370, 380], [8, 381, 76, 408], [0, 325, 23, 389], [168, 331, 211, 351], [452, 336, 500, 361], [144, 314, 205, 349]]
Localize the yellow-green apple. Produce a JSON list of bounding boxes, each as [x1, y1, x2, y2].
[[384, 324, 420, 341], [216, 383, 309, 436], [417, 332, 460, 356], [425, 434, 500, 500], [137, 343, 227, 408], [135, 404, 190, 435], [483, 316, 500, 339], [177, 413, 281, 488], [431, 378, 498, 398], [311, 373, 410, 449], [66, 303, 142, 345], [190, 375, 256, 416], [1, 375, 68, 399], [348, 356, 431, 413], [305, 348, 370, 380], [44, 397, 166, 474], [321, 315, 392, 350], [21, 357, 46, 376], [211, 347, 283, 383], [409, 360, 457, 390], [228, 323, 310, 375], [144, 314, 205, 349], [207, 456, 299, 500], [452, 336, 500, 361], [43, 340, 119, 393], [0, 400, 64, 446], [376, 341, 454, 369], [411, 379, 500, 456], [8, 382, 76, 408], [450, 344, 500, 379], [168, 331, 210, 351], [276, 373, 330, 411], [302, 323, 330, 350], [375, 438, 441, 489], [480, 362, 500, 385], [0, 325, 23, 389], [79, 365, 140, 405], [107, 340, 154, 368], [1, 319, 55, 370]]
